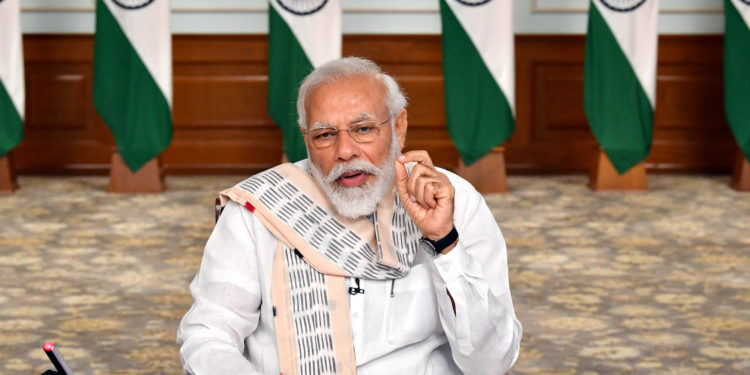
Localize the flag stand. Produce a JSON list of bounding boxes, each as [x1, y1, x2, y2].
[[0, 155, 18, 194], [107, 150, 164, 193], [456, 146, 509, 194], [588, 147, 648, 192], [730, 149, 750, 192]]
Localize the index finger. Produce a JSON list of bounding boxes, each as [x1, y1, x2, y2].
[[397, 150, 434, 169], [394, 156, 410, 198]]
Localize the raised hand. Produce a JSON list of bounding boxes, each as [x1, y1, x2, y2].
[[394, 150, 456, 243]]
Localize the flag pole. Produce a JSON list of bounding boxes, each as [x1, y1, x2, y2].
[[456, 146, 509, 194], [730, 149, 750, 191], [588, 146, 648, 192], [107, 149, 164, 193], [0, 155, 18, 194]]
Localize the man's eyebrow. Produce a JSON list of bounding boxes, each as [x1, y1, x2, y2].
[[351, 112, 375, 123], [309, 121, 333, 130], [309, 113, 375, 129]]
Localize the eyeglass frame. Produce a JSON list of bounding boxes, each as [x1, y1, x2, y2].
[[301, 115, 394, 149]]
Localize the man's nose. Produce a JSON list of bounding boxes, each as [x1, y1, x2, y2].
[[334, 130, 361, 161]]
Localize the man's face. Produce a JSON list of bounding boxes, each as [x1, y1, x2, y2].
[[304, 75, 407, 190]]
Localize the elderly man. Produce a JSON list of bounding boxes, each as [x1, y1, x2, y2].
[[177, 57, 522, 375]]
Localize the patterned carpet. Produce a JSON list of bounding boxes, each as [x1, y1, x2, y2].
[[0, 175, 749, 374]]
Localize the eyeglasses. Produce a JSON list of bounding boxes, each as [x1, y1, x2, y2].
[[303, 116, 392, 149]]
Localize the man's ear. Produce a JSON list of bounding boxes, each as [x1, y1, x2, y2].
[[395, 109, 408, 150], [299, 125, 310, 144]]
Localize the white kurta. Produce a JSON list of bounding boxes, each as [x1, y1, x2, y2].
[[177, 160, 522, 374]]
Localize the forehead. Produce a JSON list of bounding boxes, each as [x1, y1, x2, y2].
[[305, 75, 388, 124]]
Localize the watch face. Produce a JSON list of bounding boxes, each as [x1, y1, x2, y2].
[[420, 238, 438, 256]]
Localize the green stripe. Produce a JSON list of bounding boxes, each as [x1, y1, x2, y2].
[[583, 1, 653, 174], [93, 0, 172, 172], [268, 5, 313, 163], [725, 0, 750, 163], [0, 81, 23, 157], [439, 0, 514, 166]]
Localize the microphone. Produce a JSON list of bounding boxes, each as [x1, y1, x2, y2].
[[43, 342, 73, 375], [348, 278, 365, 295]]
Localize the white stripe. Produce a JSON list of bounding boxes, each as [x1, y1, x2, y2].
[[443, 0, 515, 115], [0, 0, 25, 118], [268, 0, 341, 67], [592, 0, 659, 107], [102, 0, 172, 106], [730, 0, 750, 27]]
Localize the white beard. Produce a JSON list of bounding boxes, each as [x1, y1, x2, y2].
[[309, 132, 400, 220]]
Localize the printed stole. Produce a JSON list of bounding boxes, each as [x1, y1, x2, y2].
[[220, 163, 421, 375]]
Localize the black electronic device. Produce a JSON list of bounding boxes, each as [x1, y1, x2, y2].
[[42, 342, 73, 375]]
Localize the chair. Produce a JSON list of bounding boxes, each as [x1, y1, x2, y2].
[[215, 197, 223, 223]]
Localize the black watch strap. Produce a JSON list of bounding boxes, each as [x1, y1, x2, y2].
[[422, 226, 459, 254]]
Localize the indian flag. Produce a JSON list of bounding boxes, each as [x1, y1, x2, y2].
[[584, 0, 658, 174], [725, 0, 750, 162], [0, 0, 24, 158], [93, 0, 172, 172], [268, 0, 341, 162], [440, 0, 515, 166]]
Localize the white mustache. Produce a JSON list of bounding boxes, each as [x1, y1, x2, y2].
[[325, 159, 382, 184]]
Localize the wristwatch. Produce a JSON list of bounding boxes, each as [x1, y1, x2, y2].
[[419, 227, 459, 256]]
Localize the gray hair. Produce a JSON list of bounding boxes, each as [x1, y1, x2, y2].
[[296, 56, 408, 129]]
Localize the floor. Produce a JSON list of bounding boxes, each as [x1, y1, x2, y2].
[[1, 175, 749, 374]]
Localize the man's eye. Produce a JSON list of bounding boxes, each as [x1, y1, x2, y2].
[[314, 130, 336, 140], [353, 126, 373, 134]]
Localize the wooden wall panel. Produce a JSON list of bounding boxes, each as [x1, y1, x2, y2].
[[9, 34, 736, 175], [511, 34, 734, 173], [26, 73, 87, 130], [166, 36, 280, 173], [14, 35, 111, 173], [650, 36, 734, 171], [511, 35, 597, 173]]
